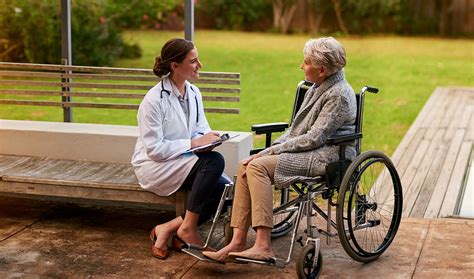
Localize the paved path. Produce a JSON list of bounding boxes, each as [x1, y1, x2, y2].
[[1, 197, 472, 278]]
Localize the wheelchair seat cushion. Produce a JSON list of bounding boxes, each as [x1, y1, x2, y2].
[[274, 145, 339, 189]]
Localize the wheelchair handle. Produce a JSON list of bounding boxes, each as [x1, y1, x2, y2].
[[361, 86, 379, 94]]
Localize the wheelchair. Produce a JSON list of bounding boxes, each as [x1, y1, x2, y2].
[[183, 81, 403, 278]]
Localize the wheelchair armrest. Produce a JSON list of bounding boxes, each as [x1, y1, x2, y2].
[[326, 133, 362, 145], [251, 122, 289, 135], [249, 148, 264, 155]]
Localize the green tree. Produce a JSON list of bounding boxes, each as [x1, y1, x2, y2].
[[0, 0, 143, 66], [197, 0, 271, 30]]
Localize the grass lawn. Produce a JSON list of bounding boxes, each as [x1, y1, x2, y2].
[[2, 30, 473, 155]]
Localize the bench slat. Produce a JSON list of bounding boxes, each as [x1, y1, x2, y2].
[[64, 81, 151, 91], [0, 80, 64, 87], [193, 78, 240, 85], [0, 155, 42, 175], [0, 80, 240, 94], [0, 155, 32, 173], [0, 89, 63, 97], [0, 99, 240, 113], [0, 71, 63, 79], [0, 62, 240, 79], [0, 89, 240, 102], [199, 87, 240, 94], [198, 72, 240, 79], [0, 180, 176, 206], [0, 71, 240, 85], [2, 175, 139, 191], [0, 99, 65, 107]]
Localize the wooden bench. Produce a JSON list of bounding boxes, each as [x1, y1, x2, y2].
[[0, 62, 242, 214], [0, 154, 185, 210]]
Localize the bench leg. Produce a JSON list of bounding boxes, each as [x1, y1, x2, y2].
[[175, 191, 187, 217]]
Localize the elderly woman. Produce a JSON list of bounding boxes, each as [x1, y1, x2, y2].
[[203, 37, 356, 262]]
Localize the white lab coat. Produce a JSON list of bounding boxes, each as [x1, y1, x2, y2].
[[131, 77, 211, 196]]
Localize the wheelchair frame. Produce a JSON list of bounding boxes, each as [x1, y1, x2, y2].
[[184, 82, 403, 278]]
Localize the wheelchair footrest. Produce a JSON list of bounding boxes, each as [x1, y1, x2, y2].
[[182, 248, 225, 265], [233, 257, 286, 268]]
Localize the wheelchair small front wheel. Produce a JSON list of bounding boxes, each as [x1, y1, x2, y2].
[[297, 243, 323, 279], [336, 150, 403, 263]]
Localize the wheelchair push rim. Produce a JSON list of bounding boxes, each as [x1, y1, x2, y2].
[[336, 150, 403, 262]]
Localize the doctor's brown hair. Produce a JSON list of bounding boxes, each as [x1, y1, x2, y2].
[[153, 38, 195, 78]]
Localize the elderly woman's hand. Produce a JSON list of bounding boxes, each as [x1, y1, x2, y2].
[[242, 152, 263, 166], [240, 152, 263, 177]]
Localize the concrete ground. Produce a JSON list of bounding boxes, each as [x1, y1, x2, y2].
[[0, 196, 473, 278]]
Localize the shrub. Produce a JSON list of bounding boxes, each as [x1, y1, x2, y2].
[[0, 0, 142, 66], [104, 0, 180, 30], [196, 0, 272, 30]]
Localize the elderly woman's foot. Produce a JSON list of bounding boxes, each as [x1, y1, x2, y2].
[[228, 246, 275, 262], [202, 243, 247, 263]]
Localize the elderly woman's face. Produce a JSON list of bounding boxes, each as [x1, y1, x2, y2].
[[300, 56, 326, 84]]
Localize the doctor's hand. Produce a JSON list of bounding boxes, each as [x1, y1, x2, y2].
[[191, 131, 220, 148]]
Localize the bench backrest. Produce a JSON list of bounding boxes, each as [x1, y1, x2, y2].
[[0, 62, 240, 117]]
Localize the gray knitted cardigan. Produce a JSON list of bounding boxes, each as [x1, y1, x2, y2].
[[261, 70, 357, 189]]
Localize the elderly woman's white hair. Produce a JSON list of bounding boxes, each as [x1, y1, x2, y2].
[[303, 37, 346, 75]]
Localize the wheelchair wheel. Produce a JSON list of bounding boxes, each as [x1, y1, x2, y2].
[[336, 150, 403, 262], [272, 188, 298, 238], [297, 243, 323, 279]]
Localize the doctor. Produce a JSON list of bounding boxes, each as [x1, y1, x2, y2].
[[132, 38, 226, 260]]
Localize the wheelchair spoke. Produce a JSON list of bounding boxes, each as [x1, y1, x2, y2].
[[336, 151, 403, 262]]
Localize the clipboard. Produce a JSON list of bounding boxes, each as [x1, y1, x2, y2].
[[183, 133, 239, 154]]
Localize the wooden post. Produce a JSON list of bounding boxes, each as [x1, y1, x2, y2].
[[61, 0, 72, 122], [184, 0, 194, 41]]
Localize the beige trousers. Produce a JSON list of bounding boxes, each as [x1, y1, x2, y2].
[[230, 155, 278, 230]]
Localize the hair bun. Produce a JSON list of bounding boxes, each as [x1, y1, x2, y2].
[[153, 56, 169, 77]]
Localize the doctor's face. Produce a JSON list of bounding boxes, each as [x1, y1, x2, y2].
[[174, 47, 202, 81]]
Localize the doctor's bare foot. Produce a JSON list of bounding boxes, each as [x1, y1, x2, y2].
[[153, 224, 173, 250], [176, 225, 205, 247]]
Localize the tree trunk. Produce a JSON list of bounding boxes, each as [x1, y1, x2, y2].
[[272, 0, 298, 34], [272, 0, 283, 29], [280, 3, 298, 33], [306, 0, 326, 34], [331, 0, 349, 34]]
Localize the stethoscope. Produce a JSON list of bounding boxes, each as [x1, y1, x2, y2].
[[160, 80, 200, 124]]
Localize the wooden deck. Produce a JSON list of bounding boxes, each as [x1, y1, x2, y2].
[[388, 87, 473, 218]]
